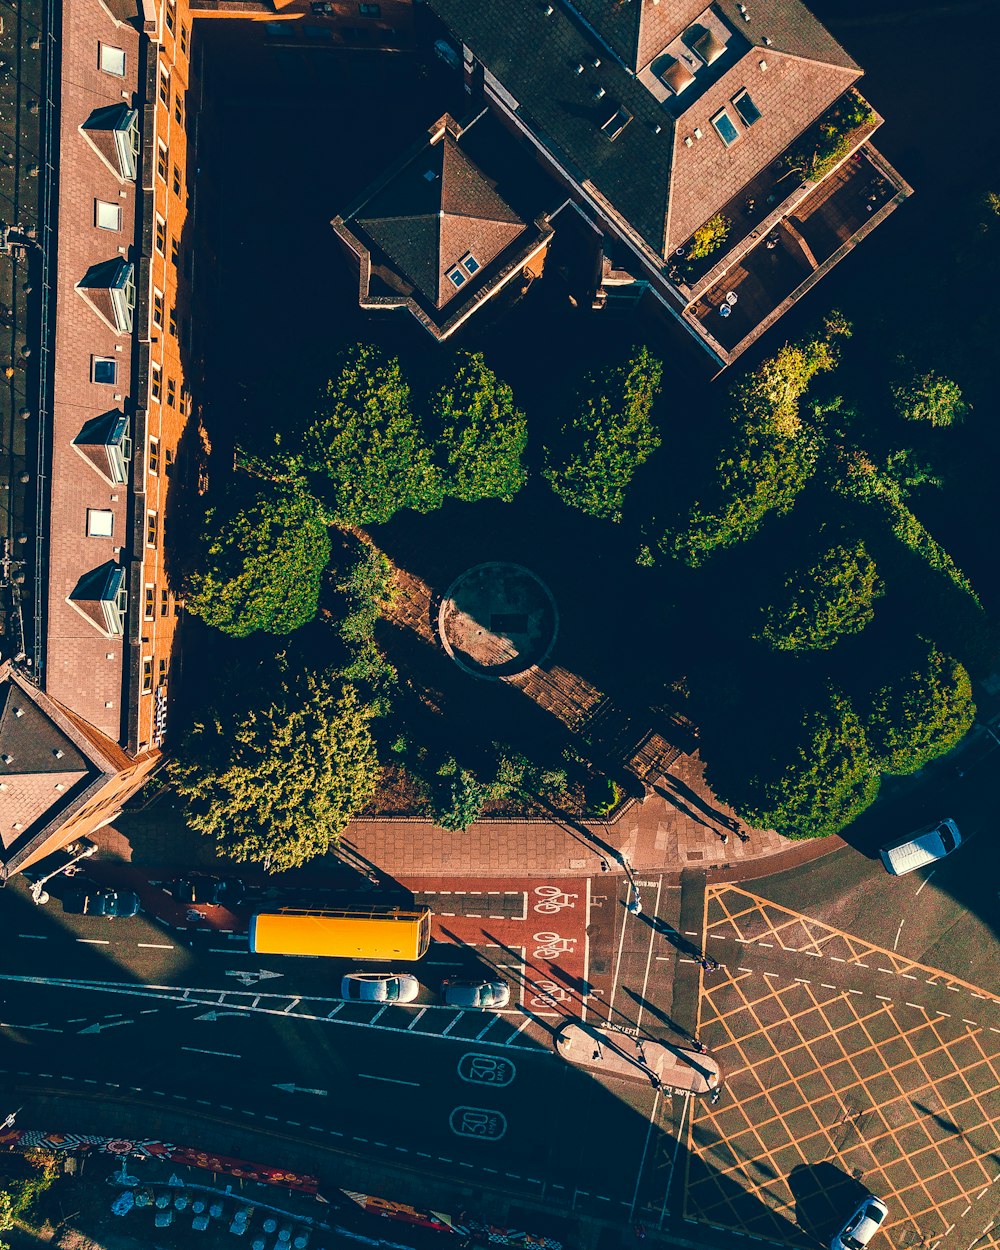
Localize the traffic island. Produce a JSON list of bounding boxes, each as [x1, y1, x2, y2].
[[554, 1020, 722, 1094]]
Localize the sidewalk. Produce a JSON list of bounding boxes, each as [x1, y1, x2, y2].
[[100, 750, 798, 882]]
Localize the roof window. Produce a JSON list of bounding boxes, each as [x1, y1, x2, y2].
[[74, 412, 131, 485], [600, 104, 633, 141], [460, 253, 480, 275], [69, 563, 128, 636], [81, 104, 140, 181], [99, 43, 126, 77], [711, 108, 740, 147], [733, 90, 761, 127], [78, 258, 136, 333], [447, 266, 467, 289]]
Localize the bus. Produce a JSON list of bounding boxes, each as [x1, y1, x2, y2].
[[248, 906, 432, 962]]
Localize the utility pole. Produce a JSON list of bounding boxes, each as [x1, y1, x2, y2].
[[30, 840, 97, 905]]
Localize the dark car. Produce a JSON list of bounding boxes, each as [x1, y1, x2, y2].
[[169, 874, 244, 907], [62, 882, 141, 918]]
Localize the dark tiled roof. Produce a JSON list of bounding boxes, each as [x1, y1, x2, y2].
[[358, 131, 527, 309], [0, 683, 89, 777], [427, 0, 862, 258]]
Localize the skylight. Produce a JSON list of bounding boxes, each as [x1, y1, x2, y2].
[[711, 108, 740, 146], [733, 90, 761, 127]]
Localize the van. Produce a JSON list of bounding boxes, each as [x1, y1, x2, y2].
[[879, 818, 961, 876]]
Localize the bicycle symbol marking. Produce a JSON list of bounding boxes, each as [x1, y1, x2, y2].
[[528, 979, 572, 1010], [532, 931, 578, 960], [457, 1054, 517, 1087], [533, 885, 579, 914], [449, 1106, 507, 1140]]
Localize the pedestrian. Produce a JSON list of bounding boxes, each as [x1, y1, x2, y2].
[[707, 957, 720, 972], [692, 1039, 706, 1054], [719, 832, 729, 845], [634, 1224, 647, 1241], [709, 1087, 721, 1106], [599, 858, 610, 872]]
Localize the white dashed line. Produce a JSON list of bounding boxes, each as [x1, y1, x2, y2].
[[876, 995, 892, 1002], [757, 942, 773, 948], [821, 984, 836, 990], [795, 978, 811, 984], [906, 1003, 924, 1011], [901, 974, 917, 981], [963, 1020, 978, 1026], [830, 956, 845, 963]]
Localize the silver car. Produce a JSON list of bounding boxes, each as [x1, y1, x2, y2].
[[441, 978, 511, 1009], [340, 973, 420, 1004], [880, 818, 961, 876], [831, 1196, 889, 1250]]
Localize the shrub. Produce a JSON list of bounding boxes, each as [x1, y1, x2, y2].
[[865, 645, 975, 775], [892, 371, 969, 427], [759, 540, 882, 651], [786, 89, 876, 182], [435, 352, 527, 503], [688, 213, 732, 261]]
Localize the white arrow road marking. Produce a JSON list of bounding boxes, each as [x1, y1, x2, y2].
[[78, 1019, 133, 1035], [273, 1083, 328, 1096], [0, 1021, 62, 1033], [195, 1011, 252, 1022], [225, 970, 284, 986]]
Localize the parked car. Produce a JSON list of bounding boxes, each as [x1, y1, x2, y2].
[[62, 882, 140, 918], [879, 818, 961, 876], [441, 977, 511, 1010], [340, 973, 420, 1004], [170, 874, 244, 907], [830, 1196, 889, 1250]]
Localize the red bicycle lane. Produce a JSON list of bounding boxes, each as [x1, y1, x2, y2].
[[411, 876, 592, 1017]]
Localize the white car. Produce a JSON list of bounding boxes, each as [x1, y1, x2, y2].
[[879, 818, 961, 876], [441, 978, 510, 1010], [831, 1196, 888, 1250], [340, 973, 420, 1004]]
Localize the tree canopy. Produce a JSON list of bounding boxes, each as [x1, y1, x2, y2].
[[170, 675, 380, 871], [544, 345, 663, 522], [304, 344, 442, 526], [892, 370, 969, 427], [758, 539, 882, 651], [707, 689, 878, 840], [865, 645, 975, 775], [435, 352, 528, 503], [185, 484, 330, 638]]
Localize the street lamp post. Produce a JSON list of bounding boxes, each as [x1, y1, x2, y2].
[[30, 841, 97, 905]]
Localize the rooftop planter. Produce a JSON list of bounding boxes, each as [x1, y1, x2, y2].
[[783, 88, 877, 184]]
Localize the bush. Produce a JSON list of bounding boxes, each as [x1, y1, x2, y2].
[[892, 371, 969, 427], [688, 213, 732, 261], [786, 89, 876, 182], [186, 484, 330, 638], [759, 540, 882, 651], [435, 352, 528, 503], [865, 645, 975, 775]]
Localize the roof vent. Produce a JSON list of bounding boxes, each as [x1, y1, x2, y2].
[[2, 754, 13, 764], [12, 822, 22, 831], [694, 127, 703, 139], [763, 35, 772, 45], [55, 782, 65, 792], [653, 123, 662, 134], [683, 135, 693, 146], [591, 57, 601, 68], [542, 2, 554, 13], [594, 86, 606, 100], [53, 748, 65, 759], [14, 707, 24, 717], [759, 58, 768, 70], [574, 62, 585, 75]]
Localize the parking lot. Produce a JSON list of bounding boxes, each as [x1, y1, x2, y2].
[[682, 885, 1000, 1250]]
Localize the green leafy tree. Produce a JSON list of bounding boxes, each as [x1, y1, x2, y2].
[[759, 540, 882, 651], [186, 484, 330, 638], [431, 757, 489, 831], [304, 344, 441, 525], [170, 675, 380, 871], [665, 318, 848, 566], [866, 645, 975, 775], [688, 213, 731, 261], [892, 370, 969, 427], [545, 346, 663, 522], [708, 689, 878, 840], [435, 352, 527, 502]]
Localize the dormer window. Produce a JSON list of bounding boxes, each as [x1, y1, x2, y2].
[[78, 258, 135, 333], [711, 107, 740, 147], [74, 412, 131, 484], [69, 563, 128, 636], [81, 104, 140, 181]]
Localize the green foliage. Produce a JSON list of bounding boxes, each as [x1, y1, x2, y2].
[[759, 540, 882, 651], [590, 777, 623, 817], [865, 645, 975, 775], [432, 757, 489, 832], [545, 346, 663, 522], [435, 352, 528, 503], [186, 484, 330, 638], [710, 690, 878, 839], [666, 319, 847, 566], [0, 1150, 57, 1242], [170, 675, 380, 871], [892, 371, 969, 427], [688, 213, 732, 261], [786, 89, 876, 182], [335, 542, 397, 648], [304, 344, 442, 525]]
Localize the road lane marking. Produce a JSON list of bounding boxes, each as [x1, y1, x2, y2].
[[18, 934, 47, 940], [77, 939, 109, 945], [138, 943, 174, 950], [915, 869, 936, 897], [635, 876, 664, 1032], [876, 995, 892, 1002], [181, 1047, 241, 1059], [406, 1009, 427, 1030], [358, 1074, 420, 1087], [893, 920, 905, 951]]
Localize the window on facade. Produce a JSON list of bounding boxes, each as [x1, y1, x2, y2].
[[116, 109, 141, 180], [160, 588, 170, 617], [87, 508, 115, 538], [168, 305, 177, 336], [711, 108, 740, 146], [170, 236, 179, 265], [159, 65, 170, 106], [146, 511, 158, 548], [460, 253, 480, 275], [148, 436, 160, 475], [359, 2, 381, 13], [142, 657, 154, 693], [109, 261, 136, 334], [165, 446, 175, 473], [174, 92, 184, 127], [157, 141, 168, 181], [447, 267, 466, 289], [165, 0, 176, 33], [92, 356, 117, 385], [166, 377, 177, 409], [99, 43, 126, 76], [101, 413, 132, 484], [152, 289, 164, 328], [144, 584, 155, 620], [732, 90, 761, 127], [179, 23, 189, 54], [172, 164, 182, 197], [96, 200, 121, 231], [151, 363, 162, 402], [155, 214, 166, 254]]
